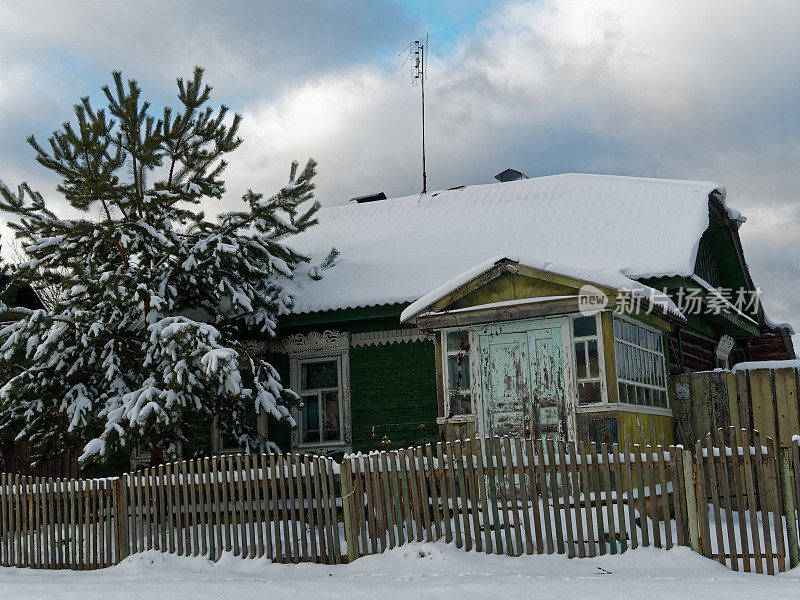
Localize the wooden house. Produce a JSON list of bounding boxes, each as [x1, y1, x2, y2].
[[252, 173, 794, 457], [4, 173, 795, 474]]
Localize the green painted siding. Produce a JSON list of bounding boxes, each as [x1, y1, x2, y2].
[[350, 339, 438, 452]]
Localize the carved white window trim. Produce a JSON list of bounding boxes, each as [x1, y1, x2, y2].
[[286, 330, 352, 455], [351, 328, 430, 347]]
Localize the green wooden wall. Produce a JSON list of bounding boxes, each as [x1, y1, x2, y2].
[[264, 338, 439, 454], [350, 340, 438, 452], [270, 306, 440, 454]]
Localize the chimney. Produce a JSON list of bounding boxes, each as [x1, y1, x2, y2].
[[494, 168, 529, 183], [350, 192, 388, 204]]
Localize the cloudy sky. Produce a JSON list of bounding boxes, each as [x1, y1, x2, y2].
[[1, 0, 799, 345]]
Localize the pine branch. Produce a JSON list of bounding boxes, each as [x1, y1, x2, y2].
[[0, 66, 321, 465]]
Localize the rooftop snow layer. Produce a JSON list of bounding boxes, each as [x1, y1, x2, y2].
[[284, 173, 731, 314]]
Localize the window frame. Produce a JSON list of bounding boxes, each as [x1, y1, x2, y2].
[[211, 414, 268, 456], [440, 327, 477, 421], [297, 355, 345, 446], [569, 313, 607, 408], [612, 313, 669, 411], [285, 330, 352, 454]]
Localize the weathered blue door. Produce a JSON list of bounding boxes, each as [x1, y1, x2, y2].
[[527, 326, 565, 442], [478, 331, 531, 438], [478, 319, 568, 442]]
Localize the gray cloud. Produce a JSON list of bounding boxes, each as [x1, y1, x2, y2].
[[2, 0, 799, 334]]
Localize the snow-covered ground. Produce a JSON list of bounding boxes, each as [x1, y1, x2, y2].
[[0, 543, 798, 599]]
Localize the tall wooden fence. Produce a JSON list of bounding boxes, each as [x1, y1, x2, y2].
[[673, 366, 800, 449], [1, 432, 799, 574]]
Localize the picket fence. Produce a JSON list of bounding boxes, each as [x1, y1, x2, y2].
[[1, 429, 799, 574]]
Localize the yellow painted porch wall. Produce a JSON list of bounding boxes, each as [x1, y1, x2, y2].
[[617, 411, 675, 448]]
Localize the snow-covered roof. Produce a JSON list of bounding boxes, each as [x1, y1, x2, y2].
[[284, 173, 733, 315]]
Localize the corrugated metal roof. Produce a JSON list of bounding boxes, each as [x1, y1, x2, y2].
[[283, 173, 730, 315]]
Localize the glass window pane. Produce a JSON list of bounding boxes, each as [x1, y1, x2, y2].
[[628, 347, 634, 381], [623, 345, 630, 380], [450, 392, 472, 416], [635, 349, 643, 383], [578, 381, 602, 405], [613, 317, 622, 339], [302, 360, 338, 389], [573, 316, 596, 338], [447, 330, 470, 353], [630, 384, 641, 405], [638, 327, 648, 347], [587, 339, 599, 378], [618, 382, 628, 403], [575, 342, 587, 379], [322, 390, 340, 441], [448, 354, 471, 390], [302, 394, 320, 443]]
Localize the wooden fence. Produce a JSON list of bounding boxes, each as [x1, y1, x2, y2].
[[343, 436, 695, 561], [1, 431, 799, 574], [122, 453, 341, 565], [673, 366, 800, 448]]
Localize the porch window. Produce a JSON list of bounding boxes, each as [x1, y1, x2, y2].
[[444, 330, 473, 416], [572, 315, 604, 405], [299, 357, 344, 444], [613, 316, 668, 409]]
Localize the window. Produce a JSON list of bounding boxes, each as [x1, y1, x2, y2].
[[299, 357, 343, 444], [444, 330, 473, 416], [613, 316, 668, 409], [572, 315, 603, 405]]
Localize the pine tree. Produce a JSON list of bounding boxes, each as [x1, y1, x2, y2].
[[0, 238, 8, 315], [0, 68, 320, 464]]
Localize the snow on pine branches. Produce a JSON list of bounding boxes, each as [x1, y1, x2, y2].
[[0, 67, 321, 464]]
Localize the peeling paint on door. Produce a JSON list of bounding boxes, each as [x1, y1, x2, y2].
[[478, 319, 568, 444]]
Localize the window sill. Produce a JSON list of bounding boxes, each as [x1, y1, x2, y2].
[[576, 403, 672, 417], [296, 440, 349, 454], [436, 415, 476, 425]]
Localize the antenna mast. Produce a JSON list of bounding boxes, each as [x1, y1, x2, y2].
[[413, 36, 428, 194]]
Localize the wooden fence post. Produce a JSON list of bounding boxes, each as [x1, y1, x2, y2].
[[779, 448, 799, 569], [681, 448, 700, 554], [340, 460, 356, 563], [113, 477, 130, 563]]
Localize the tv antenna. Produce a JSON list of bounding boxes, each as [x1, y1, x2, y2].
[[402, 35, 429, 193]]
